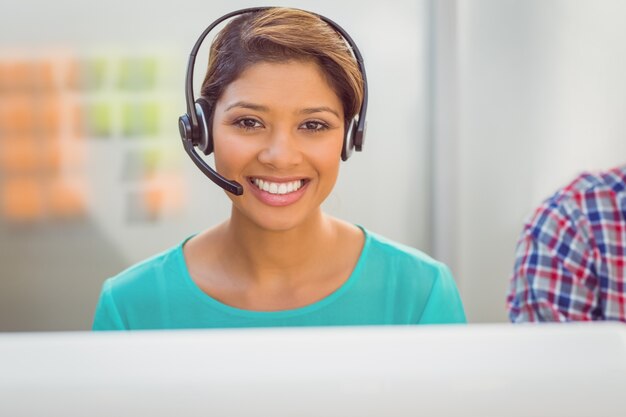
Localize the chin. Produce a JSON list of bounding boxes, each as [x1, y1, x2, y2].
[[231, 195, 325, 232], [251, 215, 308, 233]]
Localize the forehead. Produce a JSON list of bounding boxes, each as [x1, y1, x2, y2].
[[217, 60, 343, 113]]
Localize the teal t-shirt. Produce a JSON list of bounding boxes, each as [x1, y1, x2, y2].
[[93, 228, 466, 330]]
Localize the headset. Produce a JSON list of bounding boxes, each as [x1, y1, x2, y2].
[[178, 7, 368, 196]]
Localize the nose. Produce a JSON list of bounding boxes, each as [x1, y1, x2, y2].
[[257, 127, 303, 168]]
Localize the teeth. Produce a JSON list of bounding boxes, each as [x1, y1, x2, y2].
[[253, 178, 304, 195]]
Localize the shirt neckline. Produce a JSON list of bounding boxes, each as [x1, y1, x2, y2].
[[175, 225, 370, 319]]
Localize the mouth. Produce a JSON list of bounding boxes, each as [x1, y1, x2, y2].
[[249, 177, 309, 195]]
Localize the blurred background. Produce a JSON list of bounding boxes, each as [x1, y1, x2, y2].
[[1, 0, 625, 330]]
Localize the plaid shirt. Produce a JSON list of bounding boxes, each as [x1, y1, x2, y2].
[[507, 165, 626, 322]]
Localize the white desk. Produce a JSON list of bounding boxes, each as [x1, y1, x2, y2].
[[1, 323, 625, 416]]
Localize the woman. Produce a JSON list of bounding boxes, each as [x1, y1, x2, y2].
[[92, 7, 466, 330]]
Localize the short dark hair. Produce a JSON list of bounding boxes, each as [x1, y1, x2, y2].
[[200, 7, 364, 125]]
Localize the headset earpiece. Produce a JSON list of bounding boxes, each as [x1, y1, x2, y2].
[[194, 97, 213, 155], [354, 119, 366, 152], [341, 118, 357, 161]]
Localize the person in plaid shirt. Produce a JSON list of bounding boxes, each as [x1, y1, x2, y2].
[[507, 165, 626, 322]]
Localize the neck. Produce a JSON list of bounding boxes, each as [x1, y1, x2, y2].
[[220, 208, 337, 286]]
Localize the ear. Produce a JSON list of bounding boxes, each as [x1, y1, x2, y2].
[[195, 97, 214, 155]]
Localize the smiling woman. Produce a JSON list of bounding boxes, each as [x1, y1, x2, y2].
[[92, 7, 466, 329]]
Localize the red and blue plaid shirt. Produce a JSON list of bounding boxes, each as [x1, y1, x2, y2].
[[507, 165, 626, 322]]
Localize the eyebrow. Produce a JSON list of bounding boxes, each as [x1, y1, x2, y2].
[[299, 106, 341, 119], [226, 101, 269, 112], [225, 101, 341, 119]]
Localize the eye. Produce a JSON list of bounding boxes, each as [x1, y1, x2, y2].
[[300, 120, 329, 132], [234, 118, 263, 131]]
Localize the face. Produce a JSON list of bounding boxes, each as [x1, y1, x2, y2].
[[212, 60, 345, 232]]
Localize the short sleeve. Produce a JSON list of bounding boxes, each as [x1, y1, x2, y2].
[[92, 279, 127, 331], [418, 265, 467, 324]]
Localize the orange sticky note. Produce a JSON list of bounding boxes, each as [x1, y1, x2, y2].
[[144, 188, 162, 217], [35, 60, 56, 91], [0, 137, 39, 173], [1, 177, 45, 221], [40, 95, 62, 136], [1, 60, 33, 91], [0, 94, 36, 134], [44, 138, 63, 173], [152, 172, 185, 214], [48, 178, 86, 218]]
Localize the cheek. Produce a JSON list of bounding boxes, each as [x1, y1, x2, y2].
[[212, 139, 233, 176], [212, 131, 254, 177], [327, 131, 345, 162], [310, 137, 344, 181]]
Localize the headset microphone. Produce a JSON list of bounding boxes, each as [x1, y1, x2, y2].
[[178, 103, 243, 195], [179, 129, 244, 195], [178, 7, 368, 196]]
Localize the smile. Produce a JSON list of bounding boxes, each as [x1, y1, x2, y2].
[[251, 178, 306, 195]]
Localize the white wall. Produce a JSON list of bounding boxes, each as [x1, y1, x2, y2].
[[436, 0, 626, 322]]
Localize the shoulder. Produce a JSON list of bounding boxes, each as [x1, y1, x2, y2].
[[524, 165, 626, 239], [553, 165, 626, 206], [360, 227, 453, 282], [358, 228, 466, 324], [101, 239, 187, 301], [93, 239, 189, 330]]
